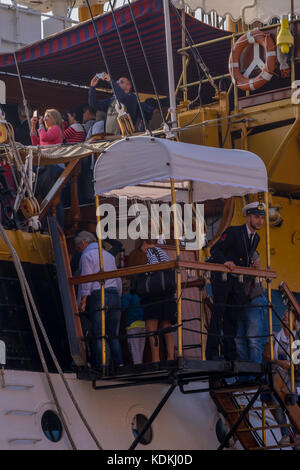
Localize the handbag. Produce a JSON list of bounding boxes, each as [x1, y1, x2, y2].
[[133, 248, 176, 298]]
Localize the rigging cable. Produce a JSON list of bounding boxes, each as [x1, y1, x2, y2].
[[105, 0, 150, 133], [172, 6, 219, 97], [171, 7, 205, 123], [0, 223, 77, 450], [85, 0, 121, 109], [86, 0, 150, 133], [0, 224, 103, 450], [126, 0, 167, 127], [13, 53, 32, 140]]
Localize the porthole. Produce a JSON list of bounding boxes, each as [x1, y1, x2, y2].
[[131, 413, 153, 445], [41, 410, 63, 443], [215, 417, 229, 448]]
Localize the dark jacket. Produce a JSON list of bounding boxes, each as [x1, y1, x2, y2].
[[210, 224, 260, 268], [88, 80, 138, 124]]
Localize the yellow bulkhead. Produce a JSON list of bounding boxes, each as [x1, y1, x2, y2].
[[0, 230, 53, 265]]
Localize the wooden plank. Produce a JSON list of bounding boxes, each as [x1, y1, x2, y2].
[[39, 159, 81, 220], [70, 259, 276, 286], [49, 217, 86, 366], [69, 261, 176, 285], [177, 260, 277, 279]]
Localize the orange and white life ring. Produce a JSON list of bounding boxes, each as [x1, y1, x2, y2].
[[229, 30, 277, 91]]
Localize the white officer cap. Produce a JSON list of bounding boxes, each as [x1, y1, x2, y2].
[[242, 201, 266, 216]]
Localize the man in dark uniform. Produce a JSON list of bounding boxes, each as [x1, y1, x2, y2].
[[206, 202, 266, 360]]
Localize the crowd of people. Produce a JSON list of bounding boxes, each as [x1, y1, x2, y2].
[[71, 202, 300, 447], [14, 72, 160, 148], [9, 73, 160, 220], [74, 231, 175, 369], [8, 76, 299, 446]]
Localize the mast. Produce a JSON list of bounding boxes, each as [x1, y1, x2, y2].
[[162, 0, 177, 129]]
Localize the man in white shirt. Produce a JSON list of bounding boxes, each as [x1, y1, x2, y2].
[[75, 231, 123, 368]]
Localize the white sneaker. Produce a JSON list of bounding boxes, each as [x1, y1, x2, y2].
[[279, 435, 290, 447], [293, 434, 300, 450]]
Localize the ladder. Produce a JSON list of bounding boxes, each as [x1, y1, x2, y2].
[[210, 376, 300, 450], [48, 216, 86, 366]]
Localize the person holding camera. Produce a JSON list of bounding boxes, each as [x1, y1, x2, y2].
[[30, 109, 64, 226], [88, 72, 138, 135], [30, 108, 63, 146]]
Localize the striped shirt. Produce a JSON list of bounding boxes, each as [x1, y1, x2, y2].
[[146, 247, 169, 265], [64, 123, 86, 143]]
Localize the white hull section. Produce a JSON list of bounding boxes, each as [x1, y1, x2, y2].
[[0, 369, 221, 450]]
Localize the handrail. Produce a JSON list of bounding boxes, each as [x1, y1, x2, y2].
[[279, 281, 300, 319], [177, 20, 300, 54], [70, 261, 176, 284], [39, 158, 80, 220], [177, 260, 277, 279], [69, 260, 276, 286]]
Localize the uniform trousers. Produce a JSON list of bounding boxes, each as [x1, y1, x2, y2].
[[206, 276, 241, 360]]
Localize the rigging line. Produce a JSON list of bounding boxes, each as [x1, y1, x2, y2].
[[126, 0, 166, 126], [13, 53, 32, 137], [171, 9, 204, 107], [106, 0, 150, 134], [172, 6, 218, 95], [0, 224, 77, 450], [85, 0, 121, 108], [0, 224, 103, 450]]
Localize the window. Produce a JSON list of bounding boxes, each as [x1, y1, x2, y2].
[[41, 410, 63, 443], [131, 413, 153, 445]]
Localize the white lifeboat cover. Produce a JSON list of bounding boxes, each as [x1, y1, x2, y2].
[[93, 136, 267, 202]]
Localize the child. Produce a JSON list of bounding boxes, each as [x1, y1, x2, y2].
[[122, 286, 145, 365]]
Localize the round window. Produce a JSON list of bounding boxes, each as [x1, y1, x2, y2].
[[41, 410, 63, 443], [215, 417, 229, 448], [131, 414, 153, 445]]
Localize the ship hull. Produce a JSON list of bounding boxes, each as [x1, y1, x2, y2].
[[0, 369, 220, 450]]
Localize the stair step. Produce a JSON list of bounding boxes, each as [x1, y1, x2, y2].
[[4, 384, 34, 391], [214, 385, 263, 394], [8, 438, 42, 445], [226, 405, 280, 413], [238, 423, 292, 432], [250, 441, 300, 450], [5, 410, 37, 416]]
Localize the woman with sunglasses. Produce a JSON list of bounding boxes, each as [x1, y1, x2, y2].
[[30, 109, 64, 227], [30, 109, 63, 146]]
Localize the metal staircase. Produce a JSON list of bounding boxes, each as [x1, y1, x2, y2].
[[210, 371, 300, 450]]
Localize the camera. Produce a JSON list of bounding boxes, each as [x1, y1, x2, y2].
[[96, 72, 105, 80]]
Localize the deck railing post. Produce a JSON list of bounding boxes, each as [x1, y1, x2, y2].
[[264, 191, 274, 360], [170, 178, 182, 359], [95, 194, 107, 374]]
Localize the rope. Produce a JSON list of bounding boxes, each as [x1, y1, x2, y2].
[[85, 0, 121, 109], [0, 223, 77, 450], [126, 0, 166, 127], [172, 5, 219, 95], [13, 52, 32, 136], [0, 224, 103, 450], [105, 0, 150, 134]]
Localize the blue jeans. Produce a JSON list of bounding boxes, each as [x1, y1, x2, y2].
[[87, 288, 123, 368], [236, 294, 268, 364]]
